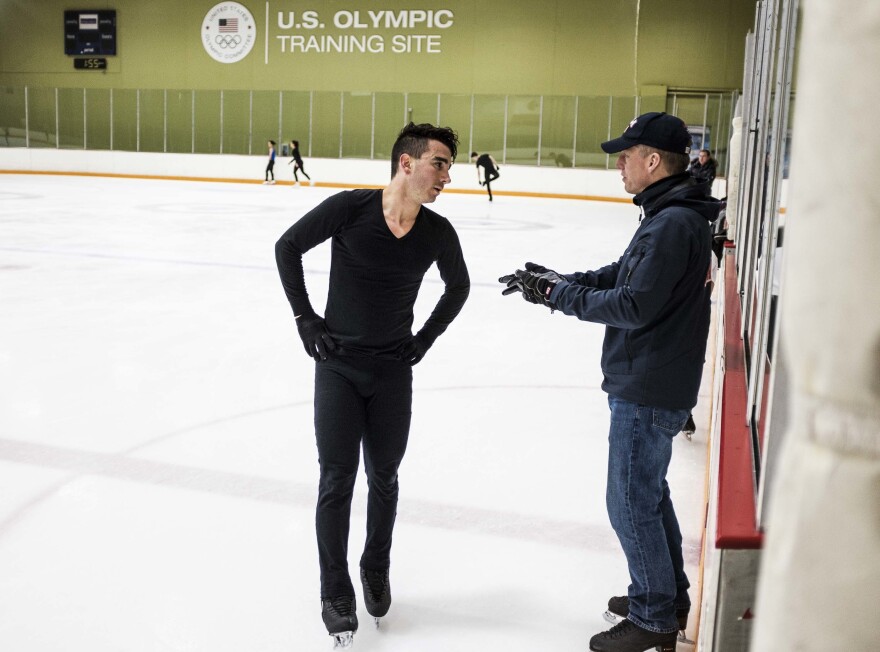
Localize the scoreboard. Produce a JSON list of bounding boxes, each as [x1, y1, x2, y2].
[[64, 10, 117, 56]]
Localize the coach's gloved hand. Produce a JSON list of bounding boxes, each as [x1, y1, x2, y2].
[[295, 311, 336, 361], [499, 270, 543, 305], [396, 334, 430, 366], [504, 269, 564, 307], [523, 261, 558, 276]]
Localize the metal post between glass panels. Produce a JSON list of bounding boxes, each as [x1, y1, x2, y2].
[[468, 95, 474, 158], [191, 90, 195, 154], [23, 86, 30, 148], [370, 92, 375, 160], [606, 96, 613, 170], [220, 89, 224, 154], [308, 91, 313, 158], [339, 92, 344, 159], [537, 95, 544, 166]]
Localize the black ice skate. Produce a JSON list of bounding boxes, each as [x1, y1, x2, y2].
[[360, 567, 391, 626], [321, 595, 358, 648], [589, 619, 678, 652], [603, 596, 692, 644]]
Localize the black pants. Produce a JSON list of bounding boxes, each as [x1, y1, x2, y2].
[[314, 354, 413, 598], [482, 166, 500, 199], [265, 160, 275, 180], [293, 161, 311, 181]]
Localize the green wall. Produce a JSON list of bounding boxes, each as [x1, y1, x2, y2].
[[0, 0, 756, 95]]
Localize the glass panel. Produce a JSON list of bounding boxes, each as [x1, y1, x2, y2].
[[610, 96, 638, 142], [113, 89, 138, 152], [405, 93, 439, 126], [437, 93, 471, 162], [540, 95, 576, 168], [0, 86, 27, 147], [252, 91, 281, 157], [85, 88, 111, 150], [58, 87, 85, 149], [574, 95, 612, 169], [166, 90, 192, 154], [281, 91, 311, 158], [341, 92, 372, 159], [506, 95, 540, 166], [222, 90, 250, 155], [193, 90, 220, 154], [668, 92, 734, 176], [311, 92, 341, 159], [25, 87, 55, 148], [472, 95, 504, 163], [139, 89, 165, 153], [373, 93, 405, 163], [707, 94, 728, 177]]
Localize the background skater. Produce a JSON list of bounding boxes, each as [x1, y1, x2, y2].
[[275, 123, 470, 648], [288, 139, 313, 187], [470, 151, 500, 201], [264, 139, 276, 184]]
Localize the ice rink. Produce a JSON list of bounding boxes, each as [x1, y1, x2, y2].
[[0, 173, 711, 651]]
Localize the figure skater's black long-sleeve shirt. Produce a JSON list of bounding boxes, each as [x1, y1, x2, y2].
[[275, 189, 470, 357]]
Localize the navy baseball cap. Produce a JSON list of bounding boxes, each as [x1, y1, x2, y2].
[[601, 112, 692, 155]]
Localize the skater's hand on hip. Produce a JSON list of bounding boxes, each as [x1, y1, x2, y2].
[[295, 312, 336, 362], [395, 334, 429, 366]]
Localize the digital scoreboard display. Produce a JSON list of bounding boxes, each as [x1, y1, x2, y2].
[[64, 10, 117, 56]]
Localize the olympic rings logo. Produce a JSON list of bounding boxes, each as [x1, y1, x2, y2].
[[202, 2, 256, 63], [215, 34, 242, 48]]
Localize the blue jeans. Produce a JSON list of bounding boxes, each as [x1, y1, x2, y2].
[[606, 396, 691, 634]]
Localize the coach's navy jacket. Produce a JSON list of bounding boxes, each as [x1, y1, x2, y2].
[[549, 173, 721, 410]]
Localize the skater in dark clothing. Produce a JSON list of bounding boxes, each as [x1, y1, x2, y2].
[[275, 122, 470, 648], [470, 151, 500, 201], [264, 140, 276, 184], [287, 139, 312, 186], [500, 113, 720, 652]]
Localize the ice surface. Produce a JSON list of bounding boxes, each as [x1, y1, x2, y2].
[[0, 174, 708, 651]]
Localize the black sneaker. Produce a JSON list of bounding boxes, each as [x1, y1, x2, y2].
[[604, 595, 688, 631], [321, 595, 358, 637], [682, 414, 696, 438], [360, 567, 391, 618], [589, 619, 677, 652]]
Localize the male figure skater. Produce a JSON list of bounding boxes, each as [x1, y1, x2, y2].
[[470, 151, 500, 201], [500, 112, 719, 652], [275, 123, 470, 647]]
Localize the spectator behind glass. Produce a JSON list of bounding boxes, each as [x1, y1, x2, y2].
[[688, 148, 717, 185]]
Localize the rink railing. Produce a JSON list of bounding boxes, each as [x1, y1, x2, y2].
[[0, 86, 737, 175]]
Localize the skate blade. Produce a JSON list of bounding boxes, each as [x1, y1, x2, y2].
[[373, 616, 381, 629], [678, 630, 695, 645], [330, 631, 354, 648], [602, 610, 625, 626]]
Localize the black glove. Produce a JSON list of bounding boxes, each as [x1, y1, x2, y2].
[[499, 271, 543, 304], [501, 269, 563, 307], [499, 262, 560, 299], [395, 334, 430, 366], [524, 261, 558, 275], [295, 312, 336, 361]]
